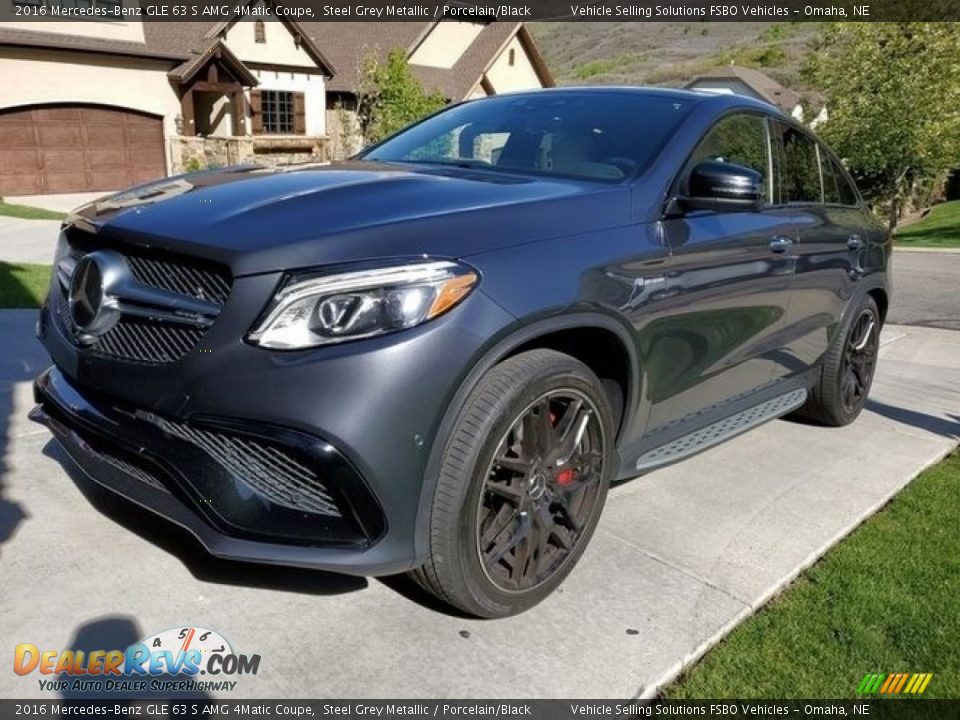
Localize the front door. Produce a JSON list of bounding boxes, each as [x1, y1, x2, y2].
[[642, 112, 797, 433]]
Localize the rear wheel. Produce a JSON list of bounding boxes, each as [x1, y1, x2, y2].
[[412, 349, 615, 618], [799, 294, 880, 426]]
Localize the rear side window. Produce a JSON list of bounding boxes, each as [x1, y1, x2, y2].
[[774, 122, 822, 204], [821, 154, 843, 205], [821, 151, 860, 207], [833, 159, 860, 206], [688, 113, 771, 203]]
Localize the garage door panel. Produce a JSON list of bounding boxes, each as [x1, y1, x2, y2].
[[129, 148, 166, 168], [0, 125, 37, 147], [0, 173, 44, 196], [44, 171, 90, 194], [86, 148, 128, 170], [83, 124, 124, 146], [127, 168, 164, 186], [40, 148, 85, 172], [0, 148, 41, 174], [35, 107, 82, 123], [90, 169, 136, 189], [81, 107, 127, 125], [38, 125, 83, 147], [0, 105, 165, 193]]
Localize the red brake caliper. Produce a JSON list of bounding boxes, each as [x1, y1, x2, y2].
[[550, 410, 576, 486]]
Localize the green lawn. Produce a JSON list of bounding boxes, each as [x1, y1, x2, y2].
[[0, 262, 51, 308], [896, 200, 960, 248], [665, 451, 960, 699], [0, 199, 68, 221]]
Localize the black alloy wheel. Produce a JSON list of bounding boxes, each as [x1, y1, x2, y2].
[[477, 390, 605, 593], [412, 349, 615, 618], [840, 308, 879, 414]]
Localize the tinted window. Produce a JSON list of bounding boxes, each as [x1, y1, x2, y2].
[[775, 123, 822, 204], [821, 152, 842, 205], [688, 113, 770, 202], [833, 159, 860, 206], [363, 93, 694, 181]]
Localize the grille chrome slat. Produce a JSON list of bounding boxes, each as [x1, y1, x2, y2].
[[57, 233, 232, 364]]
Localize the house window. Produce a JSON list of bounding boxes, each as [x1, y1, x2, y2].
[[261, 90, 295, 134], [508, 48, 516, 67], [254, 20, 265, 44]]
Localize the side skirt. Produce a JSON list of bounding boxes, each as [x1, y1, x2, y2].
[[629, 387, 808, 475]]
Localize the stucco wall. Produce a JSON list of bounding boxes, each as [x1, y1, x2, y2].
[[483, 36, 544, 93], [0, 46, 180, 170], [408, 21, 484, 69], [222, 11, 318, 68]]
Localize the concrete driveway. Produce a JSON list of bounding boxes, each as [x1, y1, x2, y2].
[[1, 309, 958, 699]]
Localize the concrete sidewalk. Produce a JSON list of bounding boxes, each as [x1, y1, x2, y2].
[[0, 311, 957, 699], [0, 218, 60, 264], [5, 192, 106, 214]]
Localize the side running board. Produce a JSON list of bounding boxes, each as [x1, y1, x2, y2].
[[635, 388, 808, 472]]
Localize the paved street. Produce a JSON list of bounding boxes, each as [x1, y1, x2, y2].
[[0, 218, 61, 264], [1, 308, 957, 699], [887, 250, 960, 331]]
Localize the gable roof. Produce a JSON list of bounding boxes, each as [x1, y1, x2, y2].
[[686, 65, 802, 112], [0, 12, 334, 75], [168, 38, 259, 86], [300, 21, 553, 100], [299, 21, 431, 94]]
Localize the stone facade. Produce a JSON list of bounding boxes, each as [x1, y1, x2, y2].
[[169, 135, 329, 173]]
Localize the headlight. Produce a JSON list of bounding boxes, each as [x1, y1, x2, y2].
[[248, 260, 479, 349]]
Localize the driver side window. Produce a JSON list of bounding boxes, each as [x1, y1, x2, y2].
[[688, 114, 771, 203]]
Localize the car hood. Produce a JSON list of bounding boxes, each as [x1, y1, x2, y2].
[[70, 162, 633, 276]]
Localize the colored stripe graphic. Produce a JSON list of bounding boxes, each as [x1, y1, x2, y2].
[[860, 672, 933, 694]]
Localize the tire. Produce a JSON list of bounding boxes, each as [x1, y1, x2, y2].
[[412, 349, 616, 618], [798, 294, 881, 427]]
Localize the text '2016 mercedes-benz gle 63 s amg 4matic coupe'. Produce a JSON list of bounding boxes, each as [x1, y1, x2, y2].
[[32, 88, 890, 617]]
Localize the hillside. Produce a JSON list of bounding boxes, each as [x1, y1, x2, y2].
[[528, 21, 822, 90]]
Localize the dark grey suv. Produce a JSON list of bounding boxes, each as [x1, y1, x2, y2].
[[32, 88, 890, 617]]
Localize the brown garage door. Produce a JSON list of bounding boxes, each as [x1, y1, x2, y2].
[[0, 105, 165, 195]]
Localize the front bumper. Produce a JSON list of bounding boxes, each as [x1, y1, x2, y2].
[[35, 271, 518, 575], [32, 367, 403, 574]]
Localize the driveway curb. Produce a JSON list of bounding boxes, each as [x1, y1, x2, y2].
[[893, 246, 960, 254]]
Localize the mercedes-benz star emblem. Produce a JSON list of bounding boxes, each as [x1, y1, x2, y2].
[[68, 250, 127, 343]]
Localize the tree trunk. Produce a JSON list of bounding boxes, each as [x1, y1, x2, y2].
[[888, 169, 909, 231]]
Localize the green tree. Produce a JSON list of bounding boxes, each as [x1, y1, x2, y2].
[[808, 23, 960, 228], [357, 48, 446, 145]]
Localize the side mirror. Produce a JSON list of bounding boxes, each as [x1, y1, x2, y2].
[[678, 160, 764, 213]]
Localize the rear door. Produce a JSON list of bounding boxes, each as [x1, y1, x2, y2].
[[771, 122, 861, 375], [645, 111, 798, 433]]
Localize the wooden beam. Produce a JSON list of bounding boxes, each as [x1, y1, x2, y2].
[[231, 90, 245, 136], [180, 91, 196, 136]]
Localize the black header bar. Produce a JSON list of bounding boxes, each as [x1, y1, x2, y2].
[[2, 0, 960, 22]]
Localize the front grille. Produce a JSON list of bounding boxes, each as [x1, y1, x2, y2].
[[56, 293, 206, 364], [125, 254, 231, 306], [140, 412, 342, 518], [95, 446, 169, 493], [57, 232, 232, 364]]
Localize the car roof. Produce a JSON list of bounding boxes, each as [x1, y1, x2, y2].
[[482, 85, 786, 118]]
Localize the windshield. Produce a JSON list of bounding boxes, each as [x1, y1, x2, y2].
[[362, 92, 695, 182]]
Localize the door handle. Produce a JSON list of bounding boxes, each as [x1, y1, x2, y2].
[[847, 234, 864, 251], [769, 236, 794, 254]]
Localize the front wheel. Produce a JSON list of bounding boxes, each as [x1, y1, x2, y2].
[[412, 349, 616, 618], [799, 294, 881, 426]]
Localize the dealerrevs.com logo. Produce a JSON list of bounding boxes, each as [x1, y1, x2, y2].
[[14, 626, 261, 694]]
